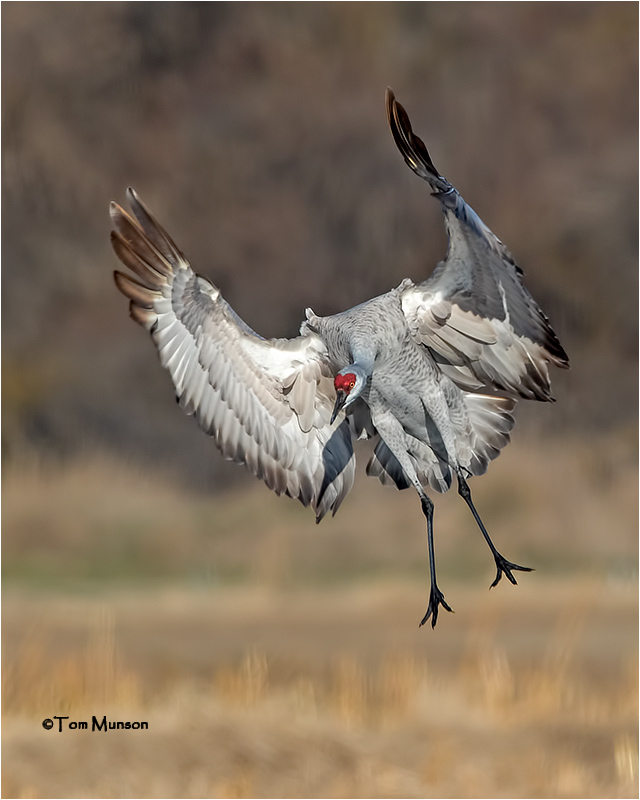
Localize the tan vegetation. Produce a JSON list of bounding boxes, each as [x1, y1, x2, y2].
[[3, 432, 636, 588], [3, 436, 638, 798], [3, 578, 637, 798]]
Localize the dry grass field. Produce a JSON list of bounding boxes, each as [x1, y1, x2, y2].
[[2, 581, 638, 799], [3, 434, 638, 798]]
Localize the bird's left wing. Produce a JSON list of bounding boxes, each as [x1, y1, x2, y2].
[[111, 188, 354, 520], [387, 89, 569, 401]]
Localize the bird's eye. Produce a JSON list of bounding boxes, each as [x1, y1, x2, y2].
[[349, 380, 355, 389]]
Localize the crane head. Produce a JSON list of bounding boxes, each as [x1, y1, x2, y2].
[[330, 367, 367, 424]]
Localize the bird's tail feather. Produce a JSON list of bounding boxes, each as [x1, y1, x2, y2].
[[459, 394, 516, 476]]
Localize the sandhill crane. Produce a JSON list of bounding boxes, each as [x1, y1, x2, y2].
[[111, 89, 569, 628]]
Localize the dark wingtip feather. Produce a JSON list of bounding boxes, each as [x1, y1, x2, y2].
[[121, 188, 186, 266], [386, 89, 449, 193], [110, 229, 167, 288], [109, 200, 123, 221], [113, 269, 156, 308], [385, 86, 395, 111]]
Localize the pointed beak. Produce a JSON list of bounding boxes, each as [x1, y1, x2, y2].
[[330, 389, 348, 425]]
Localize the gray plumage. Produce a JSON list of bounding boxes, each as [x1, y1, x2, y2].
[[111, 89, 568, 627]]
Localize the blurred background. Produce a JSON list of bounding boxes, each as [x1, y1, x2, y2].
[[2, 3, 637, 798]]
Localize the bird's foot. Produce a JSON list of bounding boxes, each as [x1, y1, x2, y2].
[[419, 585, 454, 629], [490, 552, 533, 589]]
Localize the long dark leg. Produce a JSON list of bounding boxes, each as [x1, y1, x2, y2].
[[419, 495, 454, 628], [457, 472, 533, 588]]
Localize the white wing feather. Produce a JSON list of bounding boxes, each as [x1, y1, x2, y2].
[[111, 188, 354, 521]]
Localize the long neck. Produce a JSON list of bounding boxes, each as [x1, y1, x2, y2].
[[344, 355, 375, 403], [350, 342, 377, 377]]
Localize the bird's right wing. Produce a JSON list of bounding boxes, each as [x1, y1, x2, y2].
[[387, 89, 569, 401], [111, 188, 355, 521]]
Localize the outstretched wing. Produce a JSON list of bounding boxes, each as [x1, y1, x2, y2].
[[111, 188, 354, 521], [386, 89, 569, 401]]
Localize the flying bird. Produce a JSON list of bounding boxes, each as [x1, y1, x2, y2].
[[111, 89, 569, 627]]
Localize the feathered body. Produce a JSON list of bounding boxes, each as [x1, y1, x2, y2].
[[304, 285, 516, 495], [111, 90, 568, 626]]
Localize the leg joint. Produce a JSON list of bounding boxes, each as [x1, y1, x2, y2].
[[457, 472, 471, 499], [420, 495, 434, 516]]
